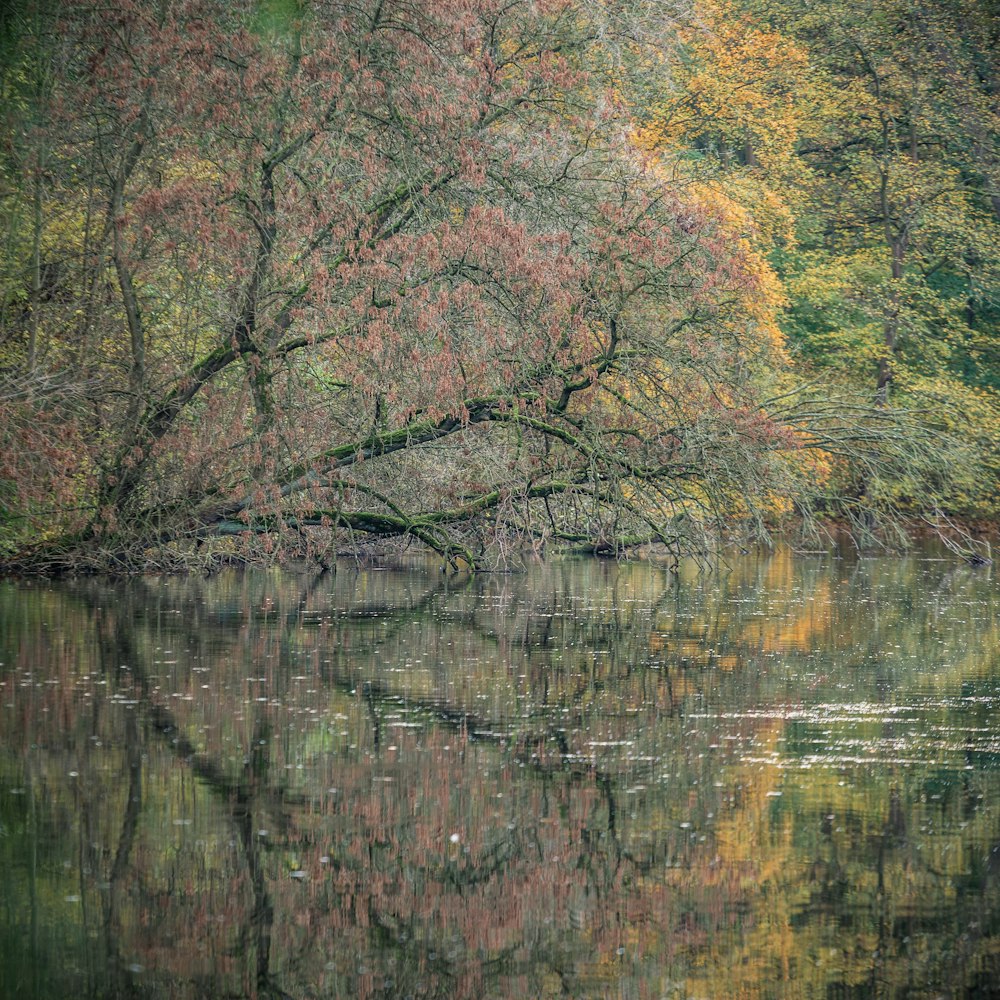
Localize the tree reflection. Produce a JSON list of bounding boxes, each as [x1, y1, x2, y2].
[[0, 552, 998, 997]]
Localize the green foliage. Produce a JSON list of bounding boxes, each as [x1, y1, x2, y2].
[[251, 0, 303, 38], [685, 0, 1000, 520], [0, 0, 997, 572]]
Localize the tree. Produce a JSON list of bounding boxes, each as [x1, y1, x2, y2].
[[0, 0, 987, 572], [0, 0, 794, 569], [747, 0, 1000, 518]]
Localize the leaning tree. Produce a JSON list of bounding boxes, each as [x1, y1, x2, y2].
[[0, 0, 960, 571]]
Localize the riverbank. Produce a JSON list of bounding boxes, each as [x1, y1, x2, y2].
[[2, 514, 994, 579]]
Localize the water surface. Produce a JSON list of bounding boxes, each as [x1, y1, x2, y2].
[[1, 547, 998, 998]]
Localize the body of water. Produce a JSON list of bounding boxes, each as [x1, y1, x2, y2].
[[1, 547, 998, 998]]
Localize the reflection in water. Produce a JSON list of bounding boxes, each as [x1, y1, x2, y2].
[[0, 549, 998, 998]]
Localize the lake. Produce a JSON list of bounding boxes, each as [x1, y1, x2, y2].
[[1, 546, 998, 999]]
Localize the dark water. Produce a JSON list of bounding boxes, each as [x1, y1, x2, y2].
[[1, 547, 998, 999]]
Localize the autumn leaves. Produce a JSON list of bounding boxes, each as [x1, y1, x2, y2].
[[0, 0, 995, 570]]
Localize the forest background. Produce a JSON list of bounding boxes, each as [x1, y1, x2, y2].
[[0, 0, 997, 572]]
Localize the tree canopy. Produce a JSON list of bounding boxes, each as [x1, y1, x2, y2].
[[0, 0, 996, 571]]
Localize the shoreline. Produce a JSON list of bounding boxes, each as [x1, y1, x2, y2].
[[2, 518, 994, 580]]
